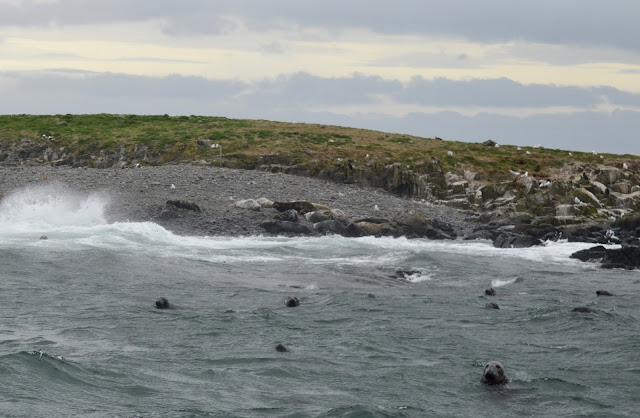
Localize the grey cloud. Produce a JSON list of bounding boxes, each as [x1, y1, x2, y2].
[[398, 77, 640, 108], [2, 1, 640, 53]]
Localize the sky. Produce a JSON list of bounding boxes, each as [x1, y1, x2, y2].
[[1, 0, 640, 155]]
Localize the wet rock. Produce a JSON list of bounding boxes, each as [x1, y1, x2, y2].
[[570, 245, 607, 262], [493, 233, 542, 248], [601, 245, 640, 270]]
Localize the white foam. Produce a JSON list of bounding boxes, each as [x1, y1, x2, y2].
[[491, 277, 517, 287]]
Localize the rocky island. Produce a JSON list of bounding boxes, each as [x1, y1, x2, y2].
[[1, 114, 640, 269]]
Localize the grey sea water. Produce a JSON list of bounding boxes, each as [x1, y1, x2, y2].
[[1, 186, 639, 417]]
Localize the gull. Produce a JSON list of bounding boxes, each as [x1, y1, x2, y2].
[[365, 154, 369, 158], [569, 152, 573, 156], [41, 134, 47, 138], [374, 205, 379, 211], [170, 184, 176, 189], [623, 163, 629, 170], [48, 136, 54, 141], [494, 144, 500, 148], [539, 180, 551, 188], [592, 150, 597, 155], [525, 151, 531, 155], [600, 155, 604, 159], [509, 169, 520, 176], [574, 197, 583, 205], [521, 172, 528, 178], [517, 147, 522, 151], [447, 150, 454, 156]]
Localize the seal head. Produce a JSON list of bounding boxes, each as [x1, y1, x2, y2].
[[155, 297, 173, 309], [285, 296, 300, 307], [485, 287, 496, 296], [482, 361, 508, 385]]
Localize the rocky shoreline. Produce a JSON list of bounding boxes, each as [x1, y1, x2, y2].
[[2, 163, 640, 270]]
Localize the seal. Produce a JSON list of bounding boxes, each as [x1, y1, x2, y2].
[[482, 361, 508, 385], [275, 344, 289, 352], [155, 297, 179, 310], [485, 302, 500, 309], [485, 287, 496, 296], [572, 306, 598, 313], [285, 296, 300, 308], [596, 290, 614, 296], [40, 235, 48, 240]]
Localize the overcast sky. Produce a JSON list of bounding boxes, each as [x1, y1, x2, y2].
[[1, 0, 640, 154]]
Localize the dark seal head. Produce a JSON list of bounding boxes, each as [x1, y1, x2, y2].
[[596, 290, 614, 296], [285, 296, 300, 308], [485, 287, 496, 296], [275, 344, 289, 352], [485, 302, 500, 310], [155, 297, 175, 309], [482, 361, 508, 385], [40, 235, 48, 240]]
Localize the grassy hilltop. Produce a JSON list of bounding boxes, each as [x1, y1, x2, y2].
[[0, 113, 637, 180]]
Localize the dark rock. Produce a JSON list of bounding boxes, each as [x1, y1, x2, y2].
[[166, 200, 201, 212], [596, 290, 614, 296], [493, 233, 542, 248], [601, 245, 640, 270], [482, 140, 497, 147], [260, 221, 313, 236], [285, 296, 299, 307], [570, 245, 607, 262], [276, 209, 299, 223], [485, 287, 496, 296], [485, 302, 500, 309]]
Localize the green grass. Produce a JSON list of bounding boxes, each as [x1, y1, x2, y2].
[[0, 114, 637, 178]]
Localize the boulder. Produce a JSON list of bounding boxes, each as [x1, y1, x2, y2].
[[601, 246, 640, 270], [493, 233, 543, 248], [235, 199, 261, 211], [569, 245, 607, 262]]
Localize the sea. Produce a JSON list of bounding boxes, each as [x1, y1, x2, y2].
[[1, 185, 639, 418]]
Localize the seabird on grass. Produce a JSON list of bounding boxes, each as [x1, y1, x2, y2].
[[447, 151, 454, 156], [521, 172, 528, 178], [623, 163, 629, 170], [525, 151, 531, 155]]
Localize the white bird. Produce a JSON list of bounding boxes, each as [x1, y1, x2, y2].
[[365, 154, 369, 158], [623, 163, 629, 170], [509, 169, 520, 176], [592, 150, 597, 155], [494, 144, 500, 148], [521, 172, 528, 178], [170, 184, 176, 189], [374, 205, 379, 211], [525, 151, 531, 155], [48, 136, 53, 141], [600, 155, 604, 159], [539, 180, 551, 188], [574, 197, 583, 205], [517, 147, 522, 151], [569, 152, 573, 156], [41, 134, 47, 138], [534, 144, 541, 148], [447, 150, 454, 156]]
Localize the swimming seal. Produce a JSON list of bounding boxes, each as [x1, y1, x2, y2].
[[275, 344, 289, 352], [572, 306, 598, 314], [155, 297, 179, 309], [485, 287, 496, 296], [285, 296, 299, 307], [596, 290, 614, 296], [482, 361, 508, 385], [485, 302, 500, 309]]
